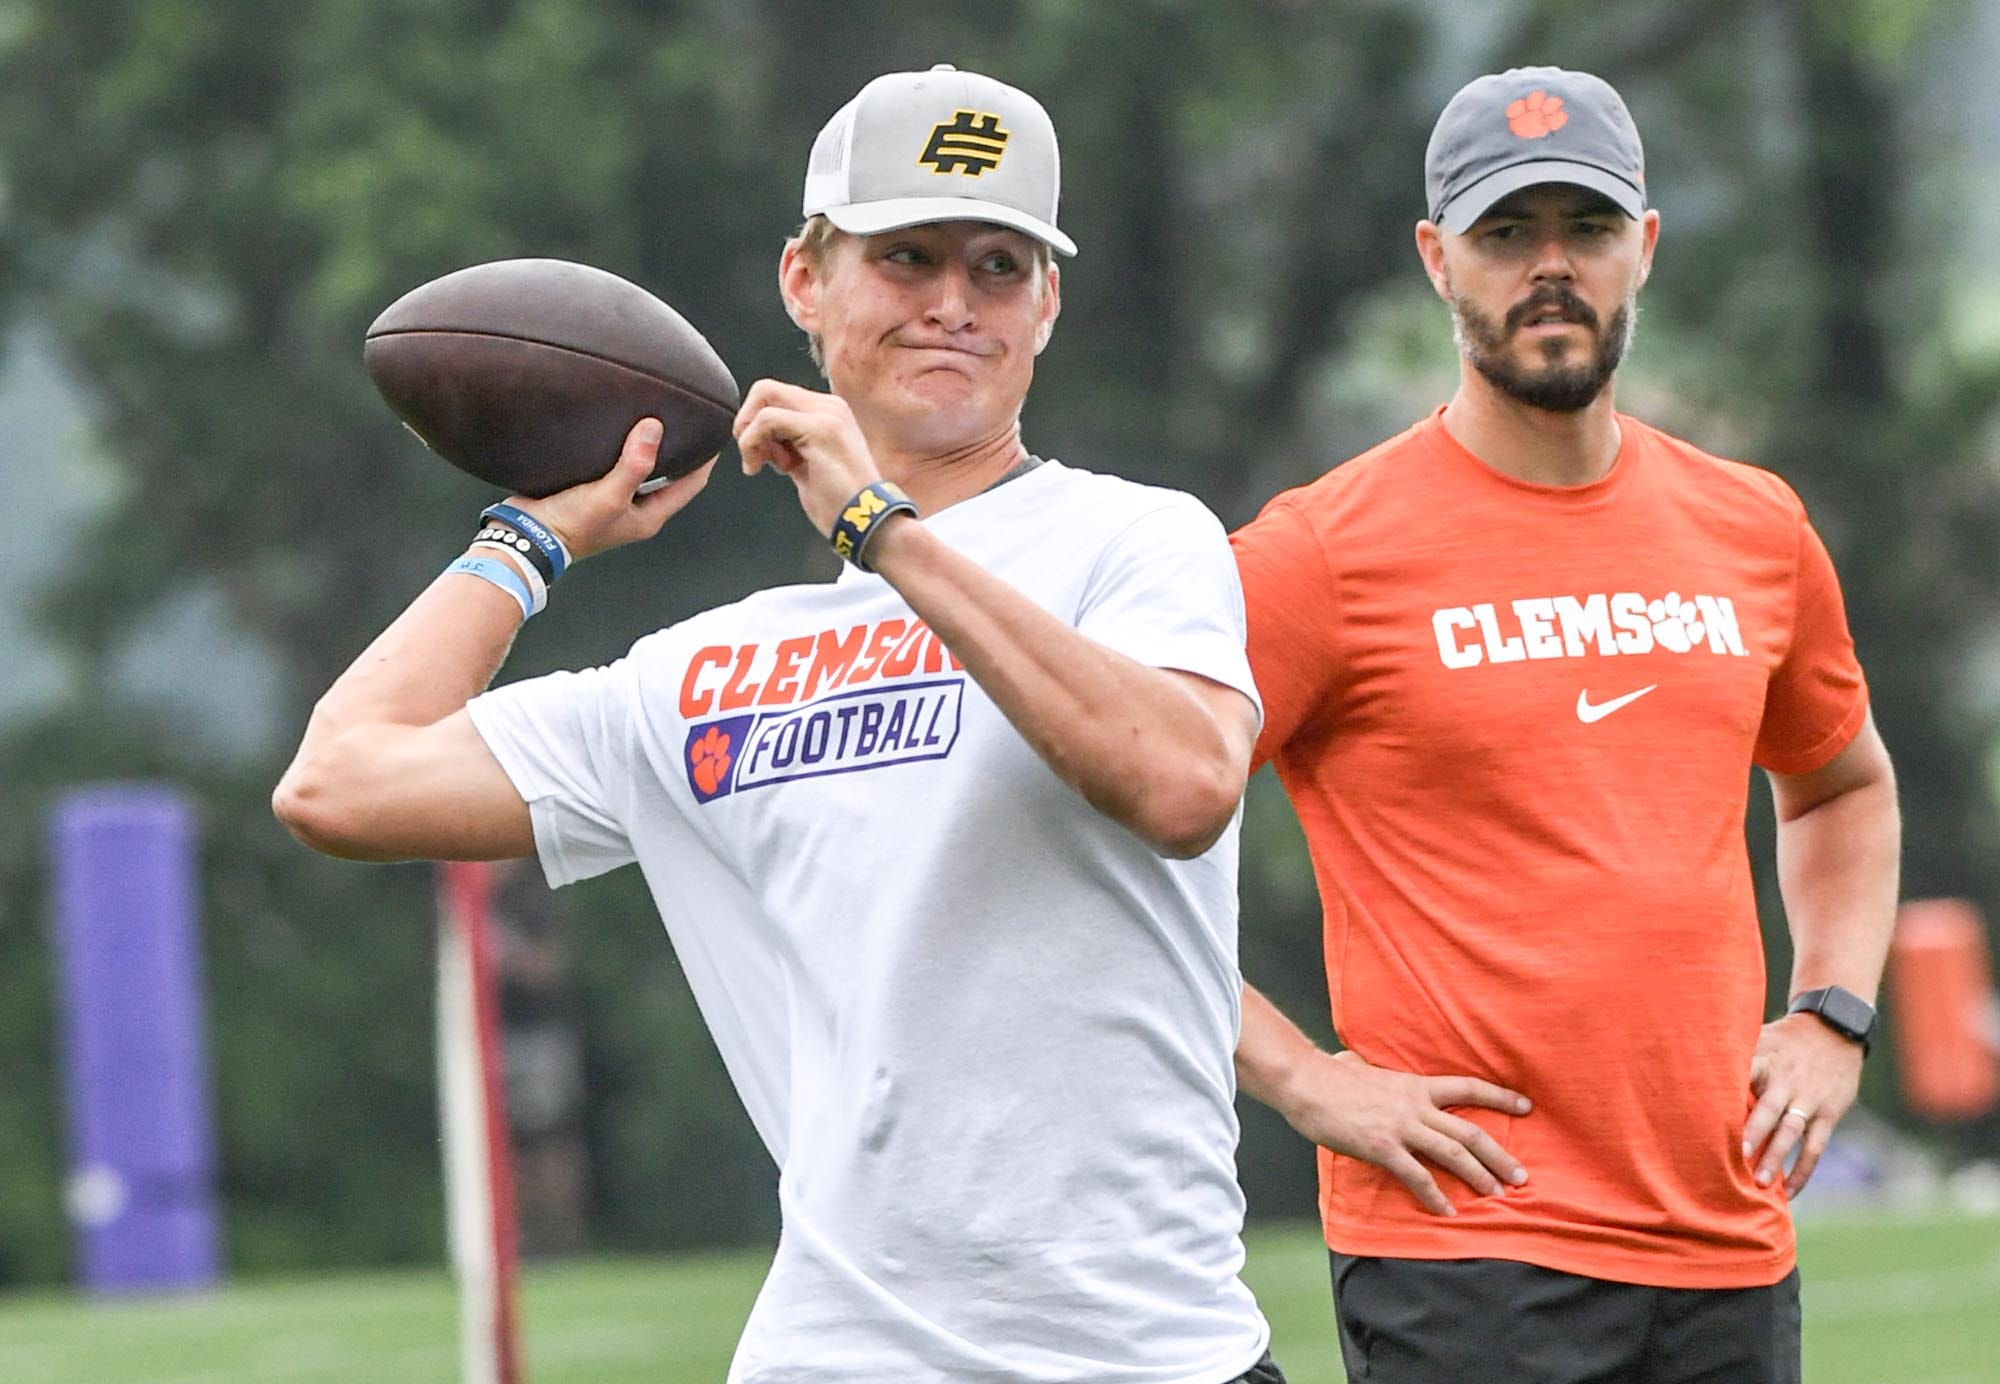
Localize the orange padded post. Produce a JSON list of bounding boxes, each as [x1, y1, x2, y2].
[[1889, 899, 2000, 1122]]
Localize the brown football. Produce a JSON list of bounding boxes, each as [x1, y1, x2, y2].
[[364, 259, 739, 497]]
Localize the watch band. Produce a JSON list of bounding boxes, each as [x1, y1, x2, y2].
[[1788, 985, 1877, 1055]]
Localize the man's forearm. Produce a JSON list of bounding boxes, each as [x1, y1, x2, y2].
[[1237, 982, 1325, 1121], [302, 563, 523, 742], [1748, 723, 1900, 1192], [273, 565, 530, 857], [297, 421, 699, 746], [1776, 772, 1901, 1001], [1236, 980, 1532, 1211], [866, 517, 1251, 856]]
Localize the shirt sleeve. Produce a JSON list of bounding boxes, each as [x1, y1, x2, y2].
[[1074, 493, 1262, 719], [465, 661, 644, 887], [1230, 496, 1343, 773], [1753, 507, 1870, 775]]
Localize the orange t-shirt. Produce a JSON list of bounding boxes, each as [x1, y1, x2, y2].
[[1232, 409, 1870, 1289]]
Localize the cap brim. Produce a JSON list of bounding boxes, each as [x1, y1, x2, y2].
[[820, 198, 1078, 257], [1436, 161, 1645, 233]]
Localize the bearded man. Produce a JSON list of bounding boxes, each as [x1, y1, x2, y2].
[[1232, 66, 1899, 1384]]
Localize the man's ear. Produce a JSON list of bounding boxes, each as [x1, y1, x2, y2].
[[779, 239, 821, 333], [1033, 262, 1061, 355], [1414, 220, 1451, 302]]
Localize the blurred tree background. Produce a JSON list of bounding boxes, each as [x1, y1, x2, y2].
[[0, 0, 1994, 1284]]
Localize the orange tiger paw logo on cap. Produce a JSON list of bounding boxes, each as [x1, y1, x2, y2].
[[1507, 90, 1568, 139], [689, 726, 735, 795]]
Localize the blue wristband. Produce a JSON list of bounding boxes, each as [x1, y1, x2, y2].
[[446, 554, 534, 621], [480, 502, 570, 582], [830, 481, 918, 573]]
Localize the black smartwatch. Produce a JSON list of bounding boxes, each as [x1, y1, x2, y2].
[[1787, 986, 1876, 1055]]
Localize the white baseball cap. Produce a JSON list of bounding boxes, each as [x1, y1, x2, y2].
[[802, 64, 1077, 257]]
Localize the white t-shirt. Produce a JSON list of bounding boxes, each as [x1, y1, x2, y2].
[[467, 460, 1270, 1383]]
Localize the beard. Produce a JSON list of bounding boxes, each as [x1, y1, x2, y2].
[[1450, 282, 1636, 413]]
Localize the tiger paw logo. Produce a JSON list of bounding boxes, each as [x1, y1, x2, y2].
[[1507, 90, 1568, 139], [686, 719, 751, 802], [919, 109, 1009, 176], [1647, 593, 1706, 654], [689, 726, 734, 794]]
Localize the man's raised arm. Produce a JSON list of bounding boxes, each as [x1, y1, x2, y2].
[[273, 421, 711, 861]]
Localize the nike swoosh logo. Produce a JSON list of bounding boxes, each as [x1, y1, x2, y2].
[[1576, 685, 1657, 724]]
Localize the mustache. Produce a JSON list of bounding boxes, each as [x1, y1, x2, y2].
[[1506, 287, 1598, 336]]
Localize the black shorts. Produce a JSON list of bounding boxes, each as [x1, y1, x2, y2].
[[1231, 1350, 1288, 1384], [1331, 1253, 1800, 1384]]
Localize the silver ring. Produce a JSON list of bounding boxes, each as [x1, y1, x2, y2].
[[1782, 1105, 1813, 1125]]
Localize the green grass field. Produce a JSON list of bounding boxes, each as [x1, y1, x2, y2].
[[2, 1211, 1994, 1382]]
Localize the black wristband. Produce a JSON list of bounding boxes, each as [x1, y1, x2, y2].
[[472, 522, 555, 585], [1787, 986, 1876, 1055], [479, 502, 570, 581], [830, 481, 918, 573]]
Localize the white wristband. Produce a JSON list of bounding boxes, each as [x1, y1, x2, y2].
[[470, 539, 549, 615]]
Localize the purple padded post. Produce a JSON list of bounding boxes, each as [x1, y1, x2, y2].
[[49, 785, 221, 1293]]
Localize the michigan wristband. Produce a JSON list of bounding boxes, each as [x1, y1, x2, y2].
[[830, 481, 918, 573], [445, 554, 535, 621], [480, 502, 570, 581]]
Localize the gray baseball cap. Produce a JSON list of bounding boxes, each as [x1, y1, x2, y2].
[[803, 64, 1077, 257], [1425, 66, 1646, 232]]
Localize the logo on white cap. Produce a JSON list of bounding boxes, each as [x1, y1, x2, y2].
[[919, 110, 1010, 177]]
